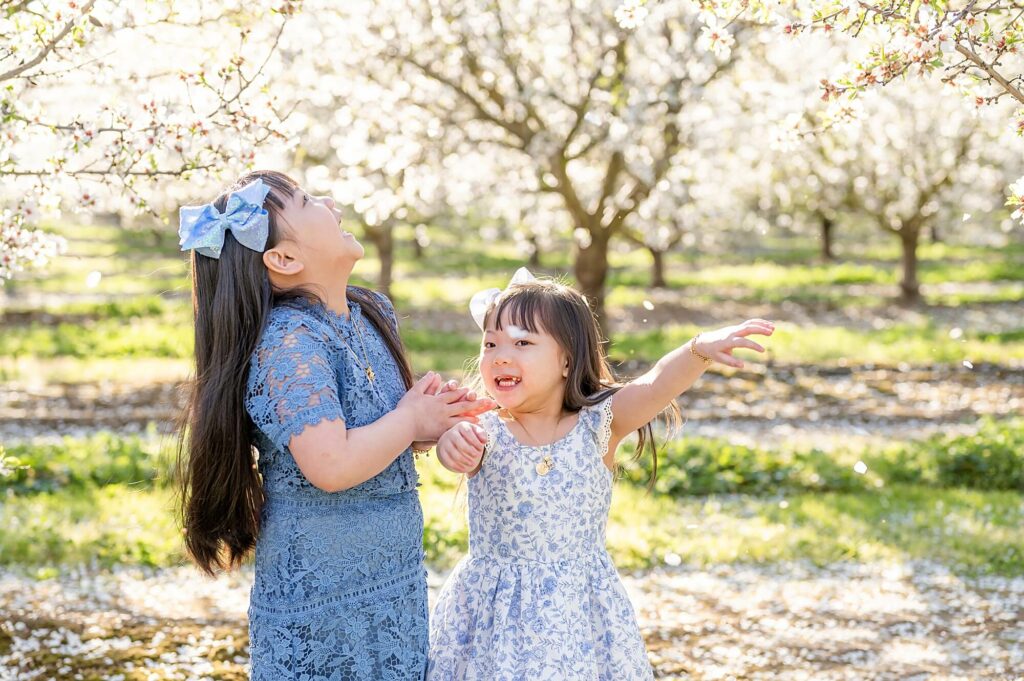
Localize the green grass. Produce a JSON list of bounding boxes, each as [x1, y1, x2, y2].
[[3, 312, 1022, 365], [611, 321, 1024, 365], [0, 316, 193, 358], [2, 422, 1021, 574], [2, 426, 174, 494], [606, 484, 1024, 574], [620, 418, 1024, 496], [9, 219, 1023, 308], [0, 485, 182, 568], [2, 469, 1019, 575], [35, 294, 177, 319], [0, 356, 191, 384]]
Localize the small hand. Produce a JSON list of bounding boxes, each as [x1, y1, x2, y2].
[[399, 373, 496, 444], [411, 379, 457, 452], [693, 319, 775, 369], [436, 421, 488, 474], [436, 378, 496, 417]]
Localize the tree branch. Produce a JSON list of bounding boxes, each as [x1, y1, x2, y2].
[[0, 0, 98, 83], [954, 42, 1024, 104]]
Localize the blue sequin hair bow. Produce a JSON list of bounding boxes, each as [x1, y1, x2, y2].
[[178, 179, 271, 259]]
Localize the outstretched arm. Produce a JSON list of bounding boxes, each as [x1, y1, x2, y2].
[[610, 319, 775, 441]]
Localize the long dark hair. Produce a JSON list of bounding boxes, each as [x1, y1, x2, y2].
[[176, 170, 413, 575], [484, 278, 680, 487]]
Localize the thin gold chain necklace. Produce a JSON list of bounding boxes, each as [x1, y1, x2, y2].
[[324, 306, 377, 385], [503, 410, 565, 476]]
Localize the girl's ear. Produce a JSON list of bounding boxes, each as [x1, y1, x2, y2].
[[262, 244, 304, 276]]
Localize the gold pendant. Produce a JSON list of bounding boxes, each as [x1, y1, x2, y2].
[[536, 455, 553, 476], [365, 366, 375, 382]]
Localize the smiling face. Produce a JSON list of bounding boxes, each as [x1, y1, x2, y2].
[[480, 310, 569, 413]]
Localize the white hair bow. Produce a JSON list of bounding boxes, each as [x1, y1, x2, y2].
[[469, 267, 536, 330]]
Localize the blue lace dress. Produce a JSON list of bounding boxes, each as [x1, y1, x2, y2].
[[428, 397, 653, 680], [243, 291, 427, 680]]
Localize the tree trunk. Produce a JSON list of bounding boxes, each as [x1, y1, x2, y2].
[[365, 224, 394, 298], [573, 225, 611, 340], [649, 248, 667, 288], [928, 222, 943, 244], [898, 227, 922, 304], [412, 225, 427, 260], [528, 235, 542, 269], [820, 216, 835, 261]]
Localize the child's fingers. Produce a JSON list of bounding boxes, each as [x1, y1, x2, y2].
[[459, 425, 485, 448], [437, 390, 469, 409], [715, 351, 744, 368], [729, 337, 765, 353], [457, 398, 496, 417], [460, 429, 485, 453], [458, 446, 482, 467], [471, 424, 488, 444], [412, 371, 438, 393], [439, 387, 470, 405], [737, 320, 775, 336], [434, 379, 459, 396], [454, 437, 482, 460]]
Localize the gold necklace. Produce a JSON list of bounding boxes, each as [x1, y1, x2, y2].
[[325, 307, 376, 384], [504, 410, 564, 476]]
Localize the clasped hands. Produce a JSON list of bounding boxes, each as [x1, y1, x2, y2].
[[409, 373, 493, 457]]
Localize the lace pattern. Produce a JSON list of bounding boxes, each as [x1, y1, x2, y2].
[[243, 290, 427, 680]]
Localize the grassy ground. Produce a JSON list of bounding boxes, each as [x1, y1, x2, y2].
[[4, 317, 1022, 366], [3, 420, 1021, 576], [5, 221, 1024, 306], [1, 225, 1022, 572], [1, 219, 1023, 679]]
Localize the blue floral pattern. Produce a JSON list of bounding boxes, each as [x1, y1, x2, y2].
[[428, 396, 653, 680], [244, 291, 427, 680]]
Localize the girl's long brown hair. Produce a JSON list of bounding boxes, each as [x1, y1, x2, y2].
[[485, 279, 680, 487], [176, 170, 413, 575]]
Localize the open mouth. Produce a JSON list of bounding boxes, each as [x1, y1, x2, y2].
[[494, 375, 521, 389]]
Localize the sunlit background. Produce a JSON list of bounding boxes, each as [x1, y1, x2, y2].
[[1, 1, 1022, 678]]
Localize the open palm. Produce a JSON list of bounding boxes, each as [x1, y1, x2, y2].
[[693, 319, 775, 369]]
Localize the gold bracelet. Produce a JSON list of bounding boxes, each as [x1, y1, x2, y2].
[[690, 334, 712, 366]]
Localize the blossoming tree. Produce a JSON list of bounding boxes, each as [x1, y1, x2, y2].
[[312, 0, 756, 333], [0, 1, 298, 281], [618, 0, 1024, 224]]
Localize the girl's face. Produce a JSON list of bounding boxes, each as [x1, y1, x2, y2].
[[480, 313, 569, 413], [277, 185, 364, 265]]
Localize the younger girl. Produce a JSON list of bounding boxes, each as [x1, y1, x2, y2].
[[429, 269, 774, 679], [175, 170, 491, 680]]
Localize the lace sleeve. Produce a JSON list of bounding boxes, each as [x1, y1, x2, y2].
[[597, 395, 615, 458], [585, 394, 616, 459], [476, 410, 500, 467], [245, 317, 345, 451]]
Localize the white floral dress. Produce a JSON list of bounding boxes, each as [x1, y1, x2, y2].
[[428, 396, 653, 680]]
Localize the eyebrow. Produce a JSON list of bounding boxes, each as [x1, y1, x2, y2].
[[484, 327, 533, 335]]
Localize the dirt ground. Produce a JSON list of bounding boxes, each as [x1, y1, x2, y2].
[[1, 561, 1022, 680]]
